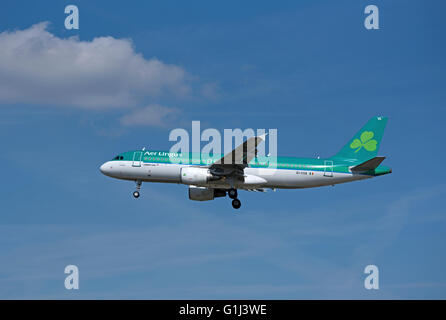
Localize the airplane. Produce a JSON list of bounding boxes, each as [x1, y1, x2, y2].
[[99, 116, 391, 209]]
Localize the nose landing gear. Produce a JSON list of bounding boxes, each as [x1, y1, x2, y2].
[[229, 188, 241, 209], [133, 180, 142, 198]]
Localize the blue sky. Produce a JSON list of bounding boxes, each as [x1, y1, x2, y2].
[[0, 0, 445, 299]]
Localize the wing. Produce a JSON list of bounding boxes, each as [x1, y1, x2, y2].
[[209, 133, 267, 178]]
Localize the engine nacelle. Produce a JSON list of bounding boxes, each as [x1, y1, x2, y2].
[[188, 186, 214, 201], [188, 186, 226, 201], [181, 167, 213, 185]]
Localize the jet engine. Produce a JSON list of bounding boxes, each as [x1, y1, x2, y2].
[[188, 186, 226, 201], [181, 167, 220, 185]]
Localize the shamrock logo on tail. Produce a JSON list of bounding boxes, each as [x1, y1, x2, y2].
[[350, 131, 377, 153]]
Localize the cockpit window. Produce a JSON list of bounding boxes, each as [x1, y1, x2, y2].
[[113, 156, 120, 160], [119, 156, 124, 160]]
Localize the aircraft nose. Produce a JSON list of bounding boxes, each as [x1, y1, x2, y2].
[[99, 162, 113, 176]]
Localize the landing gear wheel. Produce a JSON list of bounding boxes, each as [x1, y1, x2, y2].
[[232, 199, 241, 209], [133, 180, 142, 198], [228, 188, 238, 199]]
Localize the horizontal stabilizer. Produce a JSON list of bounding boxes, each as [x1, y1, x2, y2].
[[351, 156, 386, 172]]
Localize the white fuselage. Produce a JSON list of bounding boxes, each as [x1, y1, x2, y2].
[[99, 160, 371, 190]]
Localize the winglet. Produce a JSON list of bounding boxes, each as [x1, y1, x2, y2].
[[214, 133, 267, 166], [257, 133, 268, 142]]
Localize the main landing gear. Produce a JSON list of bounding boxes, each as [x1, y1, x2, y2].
[[228, 188, 237, 199], [231, 198, 241, 209], [133, 180, 142, 198], [228, 188, 241, 209]]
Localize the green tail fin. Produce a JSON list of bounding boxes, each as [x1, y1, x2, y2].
[[331, 116, 388, 162]]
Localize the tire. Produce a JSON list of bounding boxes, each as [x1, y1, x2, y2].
[[232, 199, 241, 209], [228, 188, 238, 199], [133, 191, 140, 198]]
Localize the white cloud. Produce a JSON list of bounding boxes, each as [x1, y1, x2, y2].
[[0, 22, 190, 108], [120, 104, 180, 127]]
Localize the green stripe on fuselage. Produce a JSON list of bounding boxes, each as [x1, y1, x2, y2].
[[111, 150, 391, 176]]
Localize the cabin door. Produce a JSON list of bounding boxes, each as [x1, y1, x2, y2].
[[324, 160, 333, 177], [132, 151, 143, 167]]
